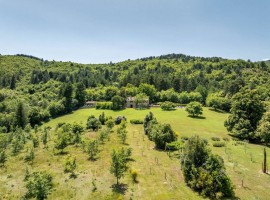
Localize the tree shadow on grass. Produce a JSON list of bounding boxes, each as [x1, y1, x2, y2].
[[111, 183, 128, 195], [188, 115, 206, 119]]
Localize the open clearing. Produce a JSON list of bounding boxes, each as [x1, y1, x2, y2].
[[1, 107, 270, 200]]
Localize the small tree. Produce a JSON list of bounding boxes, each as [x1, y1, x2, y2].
[[185, 101, 203, 117], [24, 171, 53, 200], [105, 119, 115, 130], [87, 115, 101, 131], [25, 147, 35, 164], [0, 150, 7, 167], [110, 149, 129, 185], [54, 132, 69, 153], [86, 140, 99, 160], [64, 155, 77, 178], [42, 129, 48, 148], [99, 112, 106, 125], [72, 123, 84, 144], [99, 128, 110, 144]]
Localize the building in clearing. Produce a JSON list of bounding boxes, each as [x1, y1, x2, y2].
[[85, 101, 97, 108], [126, 96, 149, 109]]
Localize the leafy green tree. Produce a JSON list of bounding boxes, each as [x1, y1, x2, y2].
[[160, 101, 175, 111], [15, 102, 28, 129], [86, 140, 99, 160], [256, 111, 270, 144], [62, 83, 73, 113], [99, 128, 110, 143], [87, 115, 101, 131], [99, 112, 106, 125], [42, 128, 48, 147], [181, 136, 234, 199], [10, 75, 16, 90], [185, 101, 203, 117], [64, 155, 77, 178], [225, 90, 265, 140], [110, 149, 129, 185], [138, 83, 157, 102], [143, 112, 155, 135], [0, 150, 7, 167], [75, 82, 86, 108], [111, 95, 125, 110], [105, 119, 115, 130], [24, 171, 53, 200], [54, 132, 69, 153], [25, 147, 35, 164], [149, 123, 177, 149]]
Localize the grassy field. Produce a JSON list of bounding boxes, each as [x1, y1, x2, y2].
[[1, 107, 270, 200]]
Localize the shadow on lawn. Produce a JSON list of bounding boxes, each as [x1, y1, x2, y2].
[[111, 183, 128, 195], [188, 115, 206, 119]]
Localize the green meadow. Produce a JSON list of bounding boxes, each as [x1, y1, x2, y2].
[[1, 107, 269, 200]]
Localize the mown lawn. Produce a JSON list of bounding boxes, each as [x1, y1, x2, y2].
[[0, 107, 270, 199]]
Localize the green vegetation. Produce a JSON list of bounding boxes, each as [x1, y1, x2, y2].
[[185, 101, 203, 117], [0, 53, 270, 199]]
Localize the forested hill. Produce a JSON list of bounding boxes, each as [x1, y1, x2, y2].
[[0, 53, 269, 131]]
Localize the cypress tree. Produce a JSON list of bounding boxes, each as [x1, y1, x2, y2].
[[15, 102, 27, 128]]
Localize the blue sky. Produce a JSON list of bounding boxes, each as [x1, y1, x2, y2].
[[0, 0, 269, 63]]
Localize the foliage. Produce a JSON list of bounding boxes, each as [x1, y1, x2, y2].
[[130, 119, 143, 124], [212, 141, 226, 147], [130, 169, 138, 183], [75, 82, 86, 108], [15, 102, 28, 129], [54, 131, 69, 153], [105, 119, 115, 130], [160, 101, 176, 111], [111, 95, 125, 110], [25, 147, 35, 163], [256, 111, 270, 144], [143, 112, 155, 135], [225, 89, 265, 140], [95, 102, 112, 110], [110, 148, 130, 185], [87, 115, 101, 131], [149, 123, 177, 149], [0, 150, 7, 167], [24, 171, 53, 200], [114, 116, 126, 125], [181, 135, 234, 199], [185, 101, 203, 117], [86, 140, 99, 160], [64, 155, 77, 177], [206, 94, 231, 112]]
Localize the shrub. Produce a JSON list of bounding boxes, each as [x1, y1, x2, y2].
[[130, 119, 143, 124], [223, 137, 230, 142], [96, 102, 112, 110], [211, 137, 221, 141], [114, 116, 127, 125], [213, 141, 226, 147], [161, 101, 176, 111], [130, 169, 138, 183], [87, 115, 101, 131]]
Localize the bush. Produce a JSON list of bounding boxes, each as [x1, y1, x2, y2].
[[130, 119, 143, 124], [114, 116, 127, 125], [130, 169, 138, 183], [96, 102, 112, 110], [213, 141, 226, 147], [211, 137, 221, 141], [161, 101, 176, 111]]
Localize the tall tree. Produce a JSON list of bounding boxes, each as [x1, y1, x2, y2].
[[225, 89, 265, 140], [62, 83, 73, 113], [15, 102, 27, 129], [110, 149, 128, 185], [10, 75, 16, 90], [75, 82, 86, 108]]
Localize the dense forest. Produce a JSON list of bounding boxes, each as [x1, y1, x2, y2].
[[0, 53, 269, 141]]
